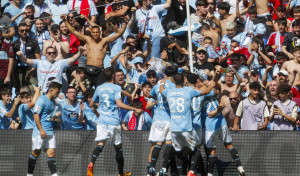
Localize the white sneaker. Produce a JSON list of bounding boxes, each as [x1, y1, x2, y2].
[[238, 166, 245, 176], [27, 174, 33, 176], [207, 173, 213, 176], [51, 173, 58, 176]]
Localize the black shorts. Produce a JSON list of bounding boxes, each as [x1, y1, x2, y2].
[[85, 65, 105, 88]]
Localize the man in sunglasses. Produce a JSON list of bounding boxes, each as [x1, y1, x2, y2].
[[13, 23, 41, 93], [16, 46, 84, 94]]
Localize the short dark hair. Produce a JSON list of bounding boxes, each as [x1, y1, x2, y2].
[[115, 68, 124, 74], [293, 20, 300, 28], [142, 81, 153, 88], [48, 82, 62, 90], [177, 54, 187, 67], [126, 35, 135, 41], [277, 18, 287, 26], [165, 65, 178, 77], [46, 46, 55, 52], [76, 67, 85, 74], [277, 5, 286, 12], [248, 6, 257, 14], [66, 86, 76, 92], [230, 53, 241, 62], [18, 22, 27, 28], [104, 67, 115, 81], [200, 23, 210, 31], [293, 6, 300, 13], [294, 46, 300, 52], [20, 91, 31, 99], [187, 73, 198, 84], [138, 0, 145, 6], [276, 52, 288, 61], [146, 70, 157, 78], [40, 12, 51, 18], [1, 88, 12, 97], [203, 36, 213, 42], [131, 100, 143, 109], [277, 83, 291, 96], [251, 36, 264, 46], [249, 81, 261, 90], [174, 73, 184, 86], [196, 0, 208, 7], [218, 2, 230, 14], [25, 5, 35, 11]]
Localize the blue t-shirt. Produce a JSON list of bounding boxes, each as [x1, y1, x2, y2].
[[191, 88, 215, 129], [93, 83, 122, 126], [32, 95, 56, 137], [57, 99, 84, 130], [0, 100, 13, 129], [83, 102, 98, 130], [202, 97, 227, 132], [162, 87, 201, 132], [4, 2, 25, 23], [149, 79, 175, 122], [18, 103, 35, 129]]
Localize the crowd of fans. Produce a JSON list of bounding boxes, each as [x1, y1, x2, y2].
[[0, 0, 300, 131]]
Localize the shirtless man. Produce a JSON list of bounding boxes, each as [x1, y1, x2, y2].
[[61, 14, 129, 87], [281, 46, 300, 86], [200, 23, 220, 50], [248, 0, 269, 19]]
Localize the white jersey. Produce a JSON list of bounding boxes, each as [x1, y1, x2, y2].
[[33, 59, 69, 93], [135, 5, 165, 39], [67, 0, 98, 17]]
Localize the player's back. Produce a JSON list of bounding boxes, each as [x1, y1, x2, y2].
[[150, 79, 175, 122], [203, 97, 227, 131], [164, 87, 200, 132], [93, 83, 122, 126]]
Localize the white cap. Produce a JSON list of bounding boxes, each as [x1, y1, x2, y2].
[[278, 70, 288, 76]]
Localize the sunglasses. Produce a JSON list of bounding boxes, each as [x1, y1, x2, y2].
[[47, 52, 56, 55], [197, 51, 206, 55], [19, 29, 30, 33], [208, 2, 216, 5], [229, 97, 238, 100]]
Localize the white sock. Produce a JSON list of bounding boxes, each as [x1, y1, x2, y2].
[[51, 174, 58, 176], [208, 173, 213, 176], [27, 174, 33, 176], [162, 168, 166, 172]]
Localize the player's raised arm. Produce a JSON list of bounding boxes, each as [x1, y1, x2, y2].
[[163, 0, 172, 9], [61, 14, 89, 42], [68, 47, 84, 66], [105, 17, 129, 44], [116, 99, 142, 113], [28, 87, 40, 109]]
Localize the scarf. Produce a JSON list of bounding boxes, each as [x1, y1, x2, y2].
[[73, 0, 90, 18], [128, 112, 144, 130]]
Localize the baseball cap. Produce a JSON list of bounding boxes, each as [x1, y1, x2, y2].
[[131, 56, 144, 65], [226, 22, 236, 30], [278, 70, 288, 76], [197, 46, 207, 53]]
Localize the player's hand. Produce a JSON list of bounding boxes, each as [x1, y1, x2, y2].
[[232, 125, 240, 131], [208, 110, 217, 117], [60, 14, 67, 21], [33, 86, 40, 93], [266, 65, 273, 71], [134, 83, 141, 90], [228, 66, 236, 73], [16, 51, 23, 57], [287, 53, 294, 60], [40, 130, 46, 139], [160, 78, 167, 84], [80, 101, 85, 111], [14, 96, 21, 105], [4, 76, 10, 84], [134, 108, 143, 114]]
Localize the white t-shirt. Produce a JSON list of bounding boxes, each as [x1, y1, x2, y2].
[[33, 59, 69, 92], [223, 0, 246, 15], [135, 5, 165, 39], [67, 0, 98, 17]]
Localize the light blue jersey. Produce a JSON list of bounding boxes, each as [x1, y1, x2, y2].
[[191, 88, 215, 129], [162, 87, 201, 132], [83, 102, 98, 130], [149, 79, 175, 122], [18, 104, 35, 129], [32, 95, 56, 137], [93, 83, 122, 126], [0, 100, 13, 129], [202, 97, 227, 132], [57, 99, 84, 130]]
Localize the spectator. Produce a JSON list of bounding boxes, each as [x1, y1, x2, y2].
[[48, 0, 68, 25], [268, 18, 287, 53], [23, 0, 51, 18], [233, 82, 270, 130], [70, 67, 91, 96], [13, 23, 40, 92], [0, 88, 21, 129], [16, 46, 83, 94], [193, 46, 215, 78], [122, 100, 152, 131], [270, 83, 298, 130], [0, 30, 15, 89], [67, 0, 98, 22], [30, 18, 50, 57], [3, 0, 25, 23], [282, 20, 300, 59]]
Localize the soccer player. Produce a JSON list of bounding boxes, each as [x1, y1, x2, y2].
[[186, 73, 215, 176], [56, 86, 84, 130], [145, 65, 177, 176], [160, 73, 215, 176], [203, 94, 245, 176], [87, 67, 142, 176], [27, 82, 62, 176], [19, 86, 40, 129]]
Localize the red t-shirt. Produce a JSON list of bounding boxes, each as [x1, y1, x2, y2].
[[267, 32, 286, 52], [0, 40, 14, 79], [137, 95, 151, 116], [292, 86, 300, 98], [269, 0, 284, 20], [61, 33, 80, 65]]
